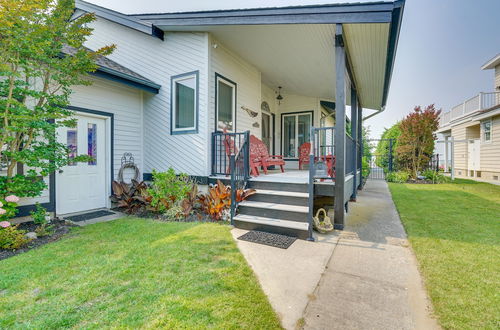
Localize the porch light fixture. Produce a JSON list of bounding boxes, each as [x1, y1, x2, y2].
[[276, 86, 283, 105]]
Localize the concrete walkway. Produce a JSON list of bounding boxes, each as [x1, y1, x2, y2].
[[302, 179, 440, 330]]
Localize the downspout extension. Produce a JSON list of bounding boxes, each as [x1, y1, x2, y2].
[[363, 105, 385, 121]]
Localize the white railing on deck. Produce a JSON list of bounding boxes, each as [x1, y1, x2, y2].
[[439, 92, 500, 128]]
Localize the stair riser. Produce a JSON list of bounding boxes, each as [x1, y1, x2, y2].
[[248, 181, 308, 193], [238, 206, 308, 222], [234, 220, 309, 240], [247, 194, 308, 206]]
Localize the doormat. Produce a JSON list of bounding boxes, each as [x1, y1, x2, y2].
[[65, 210, 115, 222], [237, 230, 297, 249]]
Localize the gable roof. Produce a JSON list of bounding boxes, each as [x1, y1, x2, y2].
[[481, 53, 500, 70], [62, 45, 161, 94], [74, 0, 164, 40]]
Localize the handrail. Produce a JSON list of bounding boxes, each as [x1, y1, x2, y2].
[[229, 130, 250, 225]]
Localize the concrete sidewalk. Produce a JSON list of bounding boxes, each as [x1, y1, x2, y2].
[[302, 179, 440, 329]]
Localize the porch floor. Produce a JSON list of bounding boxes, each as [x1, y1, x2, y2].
[[210, 169, 336, 185]]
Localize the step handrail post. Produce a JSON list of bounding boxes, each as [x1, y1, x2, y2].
[[307, 126, 315, 242]]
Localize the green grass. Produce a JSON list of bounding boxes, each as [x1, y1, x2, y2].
[[0, 219, 281, 329], [388, 179, 500, 329]]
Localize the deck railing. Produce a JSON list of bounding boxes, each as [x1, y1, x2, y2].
[[440, 92, 500, 127], [211, 131, 248, 177], [229, 132, 250, 224]]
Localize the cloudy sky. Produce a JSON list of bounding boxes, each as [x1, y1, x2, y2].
[[86, 0, 500, 139]]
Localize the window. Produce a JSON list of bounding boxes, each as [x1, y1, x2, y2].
[[171, 71, 198, 134], [216, 74, 236, 132], [87, 123, 97, 165], [481, 120, 492, 142], [281, 112, 312, 158], [67, 129, 77, 166]]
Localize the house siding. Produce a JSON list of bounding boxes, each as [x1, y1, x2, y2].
[[85, 17, 210, 177], [70, 78, 144, 182], [209, 36, 262, 137], [480, 115, 500, 173]]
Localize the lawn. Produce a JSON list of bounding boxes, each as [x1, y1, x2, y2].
[[0, 219, 281, 329], [388, 179, 500, 329]]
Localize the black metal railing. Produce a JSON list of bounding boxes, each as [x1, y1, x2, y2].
[[211, 131, 248, 177], [226, 131, 250, 225], [428, 153, 440, 172]]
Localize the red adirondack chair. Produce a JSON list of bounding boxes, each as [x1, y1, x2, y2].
[[250, 135, 285, 174], [298, 142, 311, 170]]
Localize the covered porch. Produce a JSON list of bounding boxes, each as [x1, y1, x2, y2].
[[146, 1, 404, 238]]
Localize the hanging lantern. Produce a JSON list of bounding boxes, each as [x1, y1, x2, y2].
[[276, 86, 283, 105]]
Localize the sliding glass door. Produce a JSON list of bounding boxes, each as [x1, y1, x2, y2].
[[282, 112, 312, 159]]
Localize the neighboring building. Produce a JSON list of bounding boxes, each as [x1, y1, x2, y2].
[[6, 0, 404, 236], [437, 53, 500, 182]]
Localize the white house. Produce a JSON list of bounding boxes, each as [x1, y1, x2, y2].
[[13, 0, 405, 237]]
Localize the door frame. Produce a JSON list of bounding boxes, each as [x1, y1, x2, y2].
[[280, 110, 314, 160], [261, 110, 275, 155], [56, 106, 114, 215]]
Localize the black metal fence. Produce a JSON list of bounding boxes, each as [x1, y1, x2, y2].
[[367, 138, 394, 180], [310, 126, 335, 180], [211, 131, 248, 177], [427, 154, 440, 172], [229, 132, 250, 223]]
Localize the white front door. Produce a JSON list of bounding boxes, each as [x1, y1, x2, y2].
[[56, 114, 108, 215], [467, 139, 481, 172]]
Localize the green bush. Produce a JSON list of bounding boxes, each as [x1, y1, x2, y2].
[[30, 203, 48, 225], [386, 170, 410, 183], [362, 156, 370, 180], [422, 169, 450, 184], [0, 225, 31, 250], [148, 168, 194, 213]]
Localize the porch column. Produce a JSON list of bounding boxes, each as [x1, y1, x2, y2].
[[350, 86, 358, 201], [444, 136, 449, 173], [357, 103, 363, 189], [334, 24, 346, 230]]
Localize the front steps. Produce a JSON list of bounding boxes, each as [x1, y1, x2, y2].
[[234, 180, 310, 239]]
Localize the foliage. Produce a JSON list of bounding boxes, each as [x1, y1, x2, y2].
[[198, 180, 231, 221], [0, 0, 115, 198], [163, 205, 185, 221], [388, 180, 500, 329], [0, 225, 30, 250], [375, 123, 401, 170], [0, 220, 281, 328], [422, 169, 450, 184], [386, 170, 410, 183], [30, 203, 48, 225], [35, 223, 54, 237], [235, 188, 256, 202], [148, 169, 194, 213], [396, 105, 440, 179], [179, 184, 199, 218], [110, 180, 153, 214], [0, 194, 19, 221], [361, 156, 370, 180]]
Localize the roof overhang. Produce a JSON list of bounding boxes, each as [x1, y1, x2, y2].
[[133, 1, 404, 111], [75, 0, 164, 40], [92, 67, 161, 94], [481, 53, 500, 70]]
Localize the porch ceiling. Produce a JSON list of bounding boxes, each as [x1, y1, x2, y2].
[[135, 1, 404, 111]]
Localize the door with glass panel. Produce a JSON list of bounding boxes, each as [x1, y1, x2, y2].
[[262, 112, 273, 153], [282, 112, 312, 159], [56, 114, 107, 214]]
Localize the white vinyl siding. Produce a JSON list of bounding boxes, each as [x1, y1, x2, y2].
[[85, 17, 209, 176]]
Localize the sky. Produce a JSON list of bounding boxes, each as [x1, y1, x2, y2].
[[86, 0, 500, 139]]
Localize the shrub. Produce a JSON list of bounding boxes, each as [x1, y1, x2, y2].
[[148, 168, 194, 213], [0, 225, 31, 250], [362, 156, 370, 180], [35, 224, 54, 237], [110, 180, 152, 214], [422, 169, 450, 184], [30, 203, 48, 225], [386, 170, 410, 183], [0, 194, 20, 221]]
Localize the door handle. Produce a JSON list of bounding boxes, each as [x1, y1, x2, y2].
[[58, 169, 64, 174]]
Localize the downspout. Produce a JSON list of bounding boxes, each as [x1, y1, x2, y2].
[[363, 105, 385, 121]]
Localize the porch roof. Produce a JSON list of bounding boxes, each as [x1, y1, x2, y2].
[[132, 1, 405, 111]]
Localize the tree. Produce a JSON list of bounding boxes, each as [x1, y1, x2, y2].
[[0, 0, 114, 198], [375, 123, 401, 170], [396, 105, 440, 178]]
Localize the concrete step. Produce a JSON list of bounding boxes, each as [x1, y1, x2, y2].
[[247, 189, 309, 206], [238, 200, 308, 222], [234, 214, 309, 239]]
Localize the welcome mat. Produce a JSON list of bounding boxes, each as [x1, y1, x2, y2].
[[237, 230, 297, 249], [65, 210, 115, 222]]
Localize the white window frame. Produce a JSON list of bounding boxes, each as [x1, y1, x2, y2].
[[281, 112, 313, 159], [171, 71, 198, 134], [481, 119, 492, 143], [215, 74, 236, 132]]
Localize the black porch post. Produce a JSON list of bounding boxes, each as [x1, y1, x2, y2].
[[350, 87, 358, 201], [334, 24, 346, 230], [357, 103, 363, 190]]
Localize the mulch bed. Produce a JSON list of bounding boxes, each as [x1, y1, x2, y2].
[[0, 219, 75, 261]]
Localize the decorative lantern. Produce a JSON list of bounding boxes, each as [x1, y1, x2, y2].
[[276, 86, 283, 105]]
